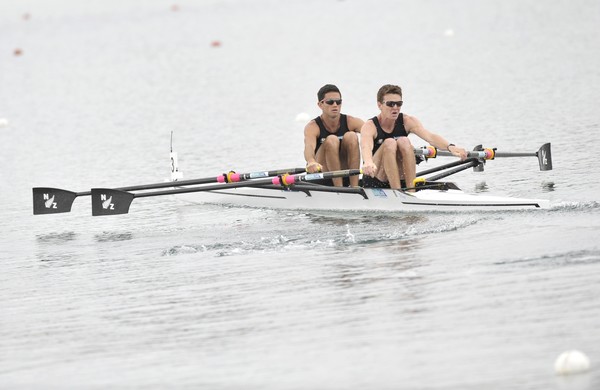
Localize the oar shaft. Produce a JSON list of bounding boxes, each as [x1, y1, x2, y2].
[[118, 167, 306, 191], [33, 167, 306, 215], [425, 159, 481, 181], [492, 152, 537, 157], [133, 180, 267, 198], [132, 169, 361, 198], [414, 143, 552, 171], [416, 159, 477, 177], [91, 169, 363, 215]]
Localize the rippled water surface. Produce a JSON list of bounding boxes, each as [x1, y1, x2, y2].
[[1, 0, 600, 389]]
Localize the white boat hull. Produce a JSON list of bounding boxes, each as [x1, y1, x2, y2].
[[174, 185, 550, 212]]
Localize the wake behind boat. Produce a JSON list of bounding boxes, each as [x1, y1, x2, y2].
[[31, 143, 553, 216]]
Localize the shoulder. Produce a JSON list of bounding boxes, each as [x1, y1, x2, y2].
[[345, 114, 365, 131], [402, 113, 423, 130], [360, 118, 377, 136], [304, 119, 320, 135]]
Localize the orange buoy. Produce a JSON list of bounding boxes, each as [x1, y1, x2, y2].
[[171, 4, 179, 11], [22, 13, 31, 21], [14, 48, 23, 56], [211, 40, 222, 48]]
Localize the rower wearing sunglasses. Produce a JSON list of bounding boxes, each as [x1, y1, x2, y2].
[[361, 84, 468, 190], [303, 84, 364, 187]]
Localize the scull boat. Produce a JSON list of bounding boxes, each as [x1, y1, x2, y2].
[[31, 143, 553, 216], [166, 142, 552, 213], [173, 183, 550, 212]]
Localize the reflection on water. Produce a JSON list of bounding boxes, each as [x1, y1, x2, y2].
[[554, 372, 593, 390], [493, 248, 600, 268], [37, 252, 79, 266], [305, 212, 429, 226], [36, 231, 77, 243], [474, 181, 489, 193], [36, 232, 79, 266], [94, 232, 133, 242], [542, 181, 556, 192]]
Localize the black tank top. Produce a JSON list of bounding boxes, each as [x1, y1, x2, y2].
[[314, 114, 350, 153], [371, 114, 408, 154]]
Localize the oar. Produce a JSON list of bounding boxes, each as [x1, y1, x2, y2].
[[416, 158, 479, 177], [420, 159, 481, 182], [91, 169, 362, 216], [415, 143, 552, 171], [32, 167, 305, 215]]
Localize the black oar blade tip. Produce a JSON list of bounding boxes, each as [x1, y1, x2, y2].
[[91, 188, 134, 216], [538, 143, 553, 171], [32, 187, 77, 215]]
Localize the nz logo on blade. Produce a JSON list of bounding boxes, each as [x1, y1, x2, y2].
[[100, 194, 115, 210], [43, 193, 57, 209], [541, 150, 548, 165]]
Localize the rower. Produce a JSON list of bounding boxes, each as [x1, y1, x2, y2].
[[303, 84, 364, 187], [361, 84, 468, 190]]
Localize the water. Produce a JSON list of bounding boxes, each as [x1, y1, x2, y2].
[[1, 0, 600, 388]]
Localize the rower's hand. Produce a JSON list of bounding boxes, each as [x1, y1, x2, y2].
[[306, 161, 322, 173], [362, 162, 377, 176], [449, 145, 468, 160]]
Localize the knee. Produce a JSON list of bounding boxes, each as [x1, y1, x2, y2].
[[323, 134, 340, 149], [396, 137, 413, 153], [382, 138, 398, 154], [342, 132, 358, 148]]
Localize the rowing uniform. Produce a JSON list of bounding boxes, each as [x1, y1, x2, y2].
[[314, 114, 350, 153], [312, 114, 351, 186], [362, 114, 421, 189], [371, 114, 408, 154]]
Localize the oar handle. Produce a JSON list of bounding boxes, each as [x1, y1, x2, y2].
[[222, 167, 306, 183], [415, 147, 496, 160]]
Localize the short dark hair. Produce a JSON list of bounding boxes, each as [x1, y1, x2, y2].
[[317, 84, 341, 101], [377, 84, 402, 103]]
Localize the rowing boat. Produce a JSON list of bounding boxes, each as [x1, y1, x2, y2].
[[31, 142, 553, 216], [172, 183, 550, 212], [167, 142, 552, 212]]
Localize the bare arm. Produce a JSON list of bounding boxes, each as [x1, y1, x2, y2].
[[303, 121, 322, 172], [346, 115, 364, 133], [404, 114, 467, 159], [360, 120, 378, 175]]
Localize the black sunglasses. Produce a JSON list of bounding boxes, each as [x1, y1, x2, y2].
[[384, 100, 403, 107], [322, 99, 342, 105]]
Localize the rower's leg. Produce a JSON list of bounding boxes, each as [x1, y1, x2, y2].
[[397, 137, 416, 191], [340, 132, 360, 187], [381, 138, 401, 189], [314, 146, 327, 171], [371, 146, 387, 182], [322, 135, 343, 186]]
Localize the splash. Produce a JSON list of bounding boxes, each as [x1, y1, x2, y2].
[[162, 244, 207, 256], [549, 201, 600, 211]]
